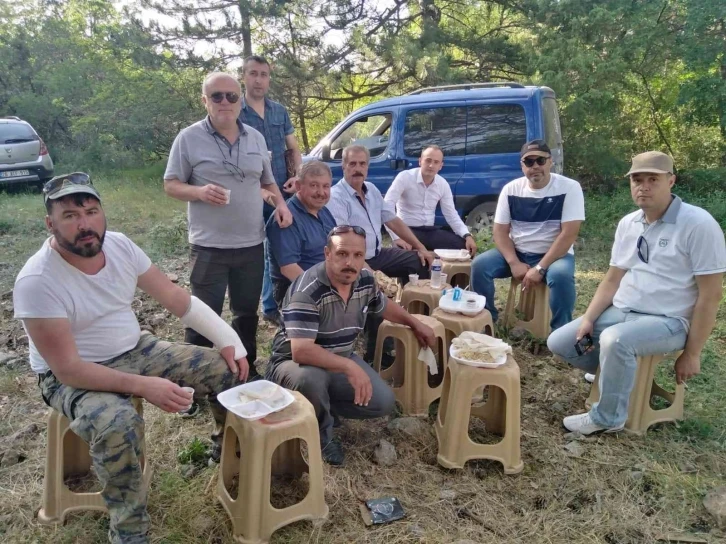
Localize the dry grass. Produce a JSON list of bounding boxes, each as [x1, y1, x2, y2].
[[1, 170, 725, 543]]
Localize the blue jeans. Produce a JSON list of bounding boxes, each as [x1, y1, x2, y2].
[[547, 306, 687, 428], [470, 248, 575, 330], [261, 202, 277, 315]]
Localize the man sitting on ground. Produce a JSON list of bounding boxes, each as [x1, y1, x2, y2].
[[471, 140, 585, 332], [266, 160, 337, 311], [384, 145, 477, 256], [548, 152, 725, 435], [13, 174, 247, 544], [266, 226, 436, 466]]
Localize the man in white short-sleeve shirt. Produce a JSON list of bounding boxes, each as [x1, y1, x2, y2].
[[548, 151, 725, 435], [471, 140, 585, 331], [14, 173, 250, 543], [384, 145, 477, 256]]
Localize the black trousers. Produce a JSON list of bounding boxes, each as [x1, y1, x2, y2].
[[186, 244, 264, 373], [410, 226, 467, 251]]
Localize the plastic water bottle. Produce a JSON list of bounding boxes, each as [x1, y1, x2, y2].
[[430, 257, 443, 288]]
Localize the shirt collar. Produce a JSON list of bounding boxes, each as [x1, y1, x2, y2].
[[241, 95, 272, 113], [203, 115, 246, 137], [288, 194, 323, 218], [415, 168, 439, 186], [339, 178, 368, 197], [633, 194, 682, 224]]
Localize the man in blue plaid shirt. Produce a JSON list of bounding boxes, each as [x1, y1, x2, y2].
[[239, 55, 303, 324]]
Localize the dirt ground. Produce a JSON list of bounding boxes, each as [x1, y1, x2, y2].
[[1, 252, 724, 544]]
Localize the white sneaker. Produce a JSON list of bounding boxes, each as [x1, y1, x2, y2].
[[563, 412, 624, 435], [584, 373, 596, 384]]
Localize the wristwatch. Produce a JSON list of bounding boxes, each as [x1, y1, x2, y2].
[[535, 264, 547, 276], [463, 233, 472, 239]]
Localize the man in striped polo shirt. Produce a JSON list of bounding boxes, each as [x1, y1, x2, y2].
[[471, 140, 585, 332], [266, 226, 436, 466]]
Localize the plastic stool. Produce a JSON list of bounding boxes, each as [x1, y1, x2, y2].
[[502, 278, 551, 339], [585, 352, 685, 435], [373, 314, 447, 416], [400, 279, 451, 315], [430, 307, 494, 353], [38, 397, 151, 524], [217, 392, 328, 543], [434, 356, 523, 474], [441, 260, 471, 288]]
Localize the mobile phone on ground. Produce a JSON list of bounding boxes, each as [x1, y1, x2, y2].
[[574, 333, 593, 356]]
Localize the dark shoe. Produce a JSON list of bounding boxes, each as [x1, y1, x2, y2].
[[208, 443, 221, 465], [321, 438, 345, 466], [262, 311, 280, 326], [179, 401, 201, 419]]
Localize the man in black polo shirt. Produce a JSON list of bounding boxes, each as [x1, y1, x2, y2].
[[266, 160, 336, 311], [266, 226, 436, 466]]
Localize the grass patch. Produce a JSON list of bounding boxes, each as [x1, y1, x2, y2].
[[176, 437, 209, 466]]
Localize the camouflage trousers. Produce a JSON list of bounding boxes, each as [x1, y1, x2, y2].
[[38, 333, 238, 544]]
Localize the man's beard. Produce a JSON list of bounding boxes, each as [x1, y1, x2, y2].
[[53, 227, 106, 258]]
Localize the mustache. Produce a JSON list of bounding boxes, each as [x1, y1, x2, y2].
[[341, 268, 357, 274], [75, 230, 100, 243], [352, 172, 364, 176]]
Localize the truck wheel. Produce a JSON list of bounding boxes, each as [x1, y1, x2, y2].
[[465, 202, 496, 235]]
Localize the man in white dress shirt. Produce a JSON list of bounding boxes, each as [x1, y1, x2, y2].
[[384, 145, 477, 256]]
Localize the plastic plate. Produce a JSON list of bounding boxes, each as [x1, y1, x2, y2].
[[217, 380, 295, 421]]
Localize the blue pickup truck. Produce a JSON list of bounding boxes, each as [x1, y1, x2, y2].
[[305, 83, 563, 230]]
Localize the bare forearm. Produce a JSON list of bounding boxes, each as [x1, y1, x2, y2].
[[539, 233, 577, 269], [683, 297, 720, 356], [382, 302, 418, 329], [280, 263, 304, 282], [265, 183, 286, 207], [291, 343, 353, 373], [54, 359, 147, 395], [164, 179, 200, 202], [494, 230, 519, 265]]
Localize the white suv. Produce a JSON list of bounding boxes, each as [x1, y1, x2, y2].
[[0, 117, 54, 188]]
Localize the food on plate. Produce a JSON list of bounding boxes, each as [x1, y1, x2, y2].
[[454, 347, 496, 363]]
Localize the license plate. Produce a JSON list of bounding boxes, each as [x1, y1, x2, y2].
[[0, 170, 30, 178]]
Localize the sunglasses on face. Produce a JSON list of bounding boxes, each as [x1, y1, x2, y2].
[[521, 156, 549, 167], [329, 225, 366, 238], [43, 172, 93, 197], [208, 92, 240, 104]]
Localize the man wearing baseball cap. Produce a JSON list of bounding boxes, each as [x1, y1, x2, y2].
[[548, 151, 725, 435], [13, 173, 250, 543], [471, 139, 585, 331]]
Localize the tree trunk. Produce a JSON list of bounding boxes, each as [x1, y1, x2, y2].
[[238, 0, 252, 57], [295, 83, 309, 152]]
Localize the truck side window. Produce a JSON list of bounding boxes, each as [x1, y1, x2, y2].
[[466, 104, 526, 155], [330, 114, 392, 161], [403, 107, 466, 157]]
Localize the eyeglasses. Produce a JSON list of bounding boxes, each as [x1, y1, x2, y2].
[[521, 156, 549, 167], [208, 92, 240, 104], [636, 235, 649, 263], [329, 225, 366, 238], [43, 172, 93, 198]]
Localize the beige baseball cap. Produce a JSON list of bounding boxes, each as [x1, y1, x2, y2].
[[625, 151, 674, 176]]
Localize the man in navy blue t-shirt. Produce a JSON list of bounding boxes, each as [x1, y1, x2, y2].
[[267, 161, 337, 311]]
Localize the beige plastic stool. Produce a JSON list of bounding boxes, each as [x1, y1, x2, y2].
[[38, 397, 151, 524], [585, 352, 685, 435], [441, 260, 471, 288], [434, 356, 523, 474], [217, 392, 328, 544], [400, 279, 451, 315], [502, 278, 551, 339], [430, 307, 494, 353], [373, 314, 447, 416]]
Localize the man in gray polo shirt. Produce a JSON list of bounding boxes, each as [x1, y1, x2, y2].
[[548, 151, 725, 435], [164, 72, 292, 376], [267, 226, 436, 466]]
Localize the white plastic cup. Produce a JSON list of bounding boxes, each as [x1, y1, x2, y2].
[[222, 188, 231, 204], [408, 274, 419, 286], [179, 386, 195, 412], [440, 273, 448, 285]]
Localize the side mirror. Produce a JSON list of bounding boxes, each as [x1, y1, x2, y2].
[[322, 144, 331, 162]]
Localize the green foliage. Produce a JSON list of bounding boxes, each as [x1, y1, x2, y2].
[[148, 212, 188, 257], [176, 437, 209, 466]]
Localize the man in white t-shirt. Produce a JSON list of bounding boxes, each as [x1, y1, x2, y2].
[[13, 173, 250, 544], [548, 152, 725, 435], [471, 140, 585, 331], [384, 145, 477, 256]]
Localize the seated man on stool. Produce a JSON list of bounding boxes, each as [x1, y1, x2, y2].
[[266, 226, 436, 466], [384, 145, 477, 256], [266, 160, 337, 313], [13, 174, 248, 544], [471, 140, 585, 331], [548, 152, 725, 435]]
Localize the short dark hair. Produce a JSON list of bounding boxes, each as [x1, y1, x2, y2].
[[242, 55, 270, 73], [45, 193, 100, 214]]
